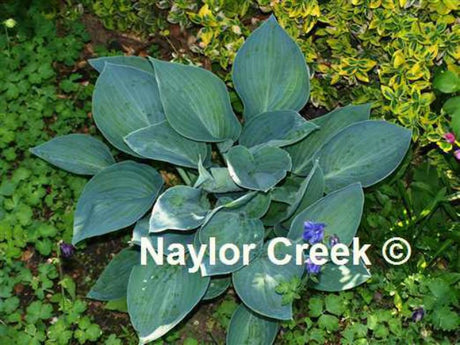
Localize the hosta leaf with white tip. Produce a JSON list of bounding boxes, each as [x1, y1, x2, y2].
[[286, 103, 371, 175], [93, 63, 164, 155], [89, 56, 154, 74], [287, 183, 364, 245], [226, 145, 292, 192], [316, 120, 411, 191], [87, 248, 138, 301], [233, 240, 304, 320], [124, 121, 210, 168], [198, 211, 264, 276], [239, 110, 318, 148], [232, 16, 310, 119], [72, 161, 163, 244], [151, 58, 241, 142], [128, 262, 209, 344], [150, 186, 210, 233], [227, 305, 279, 345], [311, 259, 371, 292], [30, 134, 115, 175]]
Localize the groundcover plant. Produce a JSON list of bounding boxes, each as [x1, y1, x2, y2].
[[31, 16, 411, 345]]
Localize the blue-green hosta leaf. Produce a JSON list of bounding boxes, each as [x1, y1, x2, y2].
[[233, 240, 304, 320], [93, 63, 164, 155], [151, 58, 241, 142], [30, 134, 115, 175], [270, 175, 304, 204], [128, 262, 210, 344], [131, 217, 195, 254], [316, 120, 411, 191], [87, 248, 138, 301], [227, 305, 279, 345], [286, 103, 371, 175], [261, 201, 289, 227], [216, 192, 271, 219], [280, 162, 325, 228], [233, 16, 310, 119], [124, 121, 210, 168], [89, 56, 154, 74], [287, 183, 364, 245], [197, 211, 265, 276], [194, 159, 243, 193], [239, 110, 318, 148], [72, 161, 163, 244], [311, 259, 371, 292], [150, 186, 210, 233], [226, 145, 292, 192], [203, 276, 231, 300]]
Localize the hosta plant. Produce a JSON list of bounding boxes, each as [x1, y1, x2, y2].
[[31, 16, 411, 344]]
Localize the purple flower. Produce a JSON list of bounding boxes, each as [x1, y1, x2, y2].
[[60, 242, 75, 258], [303, 221, 326, 244], [329, 235, 340, 247], [411, 307, 425, 322], [305, 258, 321, 275], [444, 132, 456, 144], [454, 149, 460, 161]]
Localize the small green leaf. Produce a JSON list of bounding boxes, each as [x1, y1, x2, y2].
[[194, 159, 243, 193], [433, 70, 460, 93]]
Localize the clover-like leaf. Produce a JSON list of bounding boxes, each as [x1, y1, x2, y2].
[[30, 134, 115, 175], [73, 161, 163, 244], [233, 16, 310, 119], [92, 63, 164, 155], [239, 110, 318, 148], [316, 120, 411, 191], [150, 186, 210, 233], [226, 145, 292, 192], [124, 120, 210, 168], [151, 58, 241, 142]]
